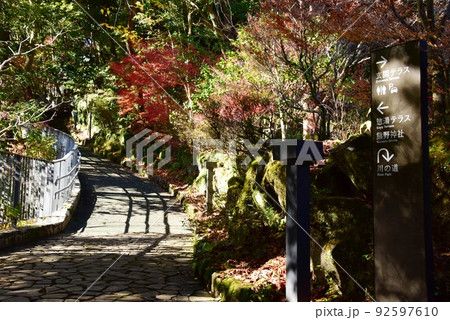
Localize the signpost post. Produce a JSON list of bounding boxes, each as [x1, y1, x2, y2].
[[272, 140, 324, 302], [371, 40, 433, 301]]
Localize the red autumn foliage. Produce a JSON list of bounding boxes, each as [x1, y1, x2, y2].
[[111, 41, 209, 128], [214, 80, 276, 123]]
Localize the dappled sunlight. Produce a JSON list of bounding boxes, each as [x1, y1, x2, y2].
[[0, 149, 213, 302]]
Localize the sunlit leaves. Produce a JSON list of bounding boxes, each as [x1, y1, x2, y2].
[[110, 40, 208, 129]]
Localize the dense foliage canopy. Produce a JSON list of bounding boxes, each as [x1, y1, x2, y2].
[[1, 0, 448, 147]]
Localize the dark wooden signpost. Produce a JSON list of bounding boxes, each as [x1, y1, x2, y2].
[[273, 140, 324, 302], [371, 40, 433, 301]]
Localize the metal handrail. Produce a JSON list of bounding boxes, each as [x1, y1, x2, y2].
[[55, 157, 81, 182], [53, 147, 78, 163], [0, 128, 80, 226], [0, 150, 53, 163], [54, 169, 80, 195]]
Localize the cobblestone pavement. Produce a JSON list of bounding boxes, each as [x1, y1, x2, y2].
[[0, 149, 215, 302]]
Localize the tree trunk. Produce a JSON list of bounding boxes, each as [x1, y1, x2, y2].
[[318, 105, 329, 140], [433, 66, 449, 126], [280, 109, 286, 139], [126, 0, 136, 55]]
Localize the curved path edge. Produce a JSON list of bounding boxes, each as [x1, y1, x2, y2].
[[0, 178, 81, 250], [0, 148, 215, 302]]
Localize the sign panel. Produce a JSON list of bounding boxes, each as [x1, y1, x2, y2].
[[371, 40, 433, 301]]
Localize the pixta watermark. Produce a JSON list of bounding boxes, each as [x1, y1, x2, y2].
[[126, 129, 172, 176], [126, 129, 325, 176]]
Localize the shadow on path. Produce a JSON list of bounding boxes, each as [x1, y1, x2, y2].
[[63, 171, 96, 234], [64, 148, 170, 236], [0, 148, 213, 302]]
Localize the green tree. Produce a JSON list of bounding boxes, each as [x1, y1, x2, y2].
[[0, 0, 130, 145], [1, 0, 80, 144]]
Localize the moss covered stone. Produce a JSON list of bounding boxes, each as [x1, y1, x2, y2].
[[211, 273, 282, 301], [191, 135, 375, 301], [192, 151, 239, 207], [213, 275, 254, 301], [429, 127, 450, 301], [324, 134, 372, 197], [262, 160, 286, 211], [310, 196, 374, 300]]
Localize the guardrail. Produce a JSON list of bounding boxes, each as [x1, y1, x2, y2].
[[0, 128, 80, 227]]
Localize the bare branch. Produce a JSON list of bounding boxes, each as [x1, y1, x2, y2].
[[0, 101, 64, 140], [427, 0, 436, 29], [417, 0, 429, 29], [0, 29, 66, 72], [388, 0, 417, 32], [438, 1, 450, 35]]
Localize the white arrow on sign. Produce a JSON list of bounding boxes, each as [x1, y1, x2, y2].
[[376, 55, 387, 68], [377, 101, 389, 114], [377, 148, 394, 163]]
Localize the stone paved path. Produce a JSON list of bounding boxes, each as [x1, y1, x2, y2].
[[0, 149, 214, 302]]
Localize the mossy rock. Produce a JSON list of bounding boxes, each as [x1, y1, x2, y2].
[[214, 163, 239, 195], [311, 196, 371, 241], [192, 240, 222, 285], [234, 159, 261, 212], [212, 275, 282, 301], [308, 134, 374, 299], [214, 276, 254, 301], [310, 196, 374, 301], [311, 239, 342, 296], [262, 160, 286, 211], [252, 188, 267, 211], [193, 170, 207, 194], [193, 151, 240, 205], [325, 134, 372, 196], [314, 163, 362, 198], [429, 127, 450, 240], [224, 176, 244, 211], [429, 127, 450, 300]]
